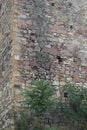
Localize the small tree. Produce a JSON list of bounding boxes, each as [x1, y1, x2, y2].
[[14, 80, 57, 130], [23, 79, 55, 117]]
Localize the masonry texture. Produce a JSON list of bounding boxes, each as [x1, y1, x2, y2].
[[0, 0, 13, 129], [0, 0, 87, 129]]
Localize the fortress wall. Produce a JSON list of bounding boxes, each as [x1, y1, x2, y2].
[[0, 0, 87, 129], [13, 0, 87, 99], [0, 0, 13, 129]]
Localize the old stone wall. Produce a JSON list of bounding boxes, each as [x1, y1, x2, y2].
[[0, 0, 13, 129], [13, 0, 87, 99], [0, 0, 87, 129]]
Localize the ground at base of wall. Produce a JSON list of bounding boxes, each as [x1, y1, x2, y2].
[[30, 124, 87, 130]]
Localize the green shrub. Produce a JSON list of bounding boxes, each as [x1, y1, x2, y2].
[[22, 80, 56, 130], [58, 82, 87, 129], [23, 79, 55, 117], [45, 127, 60, 130], [15, 81, 87, 130], [33, 126, 59, 130], [14, 110, 32, 130]]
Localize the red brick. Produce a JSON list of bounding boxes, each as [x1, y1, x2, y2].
[[50, 46, 58, 55], [18, 24, 27, 29], [29, 60, 36, 67], [34, 46, 41, 52], [78, 29, 87, 37], [29, 41, 34, 47], [73, 76, 81, 83]]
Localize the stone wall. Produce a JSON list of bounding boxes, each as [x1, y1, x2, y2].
[[0, 0, 13, 129], [13, 0, 87, 99], [0, 0, 87, 129]]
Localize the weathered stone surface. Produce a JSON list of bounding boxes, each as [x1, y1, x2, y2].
[[0, 0, 13, 129], [0, 0, 87, 129], [12, 0, 87, 112]]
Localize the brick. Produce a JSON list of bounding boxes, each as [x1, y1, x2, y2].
[[50, 46, 58, 55], [73, 76, 81, 83]]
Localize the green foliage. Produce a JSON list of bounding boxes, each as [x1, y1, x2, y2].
[[59, 82, 87, 124], [45, 127, 60, 130], [14, 110, 32, 130], [33, 126, 59, 130], [23, 80, 55, 117], [15, 81, 87, 130]]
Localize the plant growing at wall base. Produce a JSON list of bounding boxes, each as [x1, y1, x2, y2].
[[33, 126, 60, 130], [58, 82, 87, 129], [23, 79, 55, 117], [23, 80, 56, 130], [14, 109, 32, 130]]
